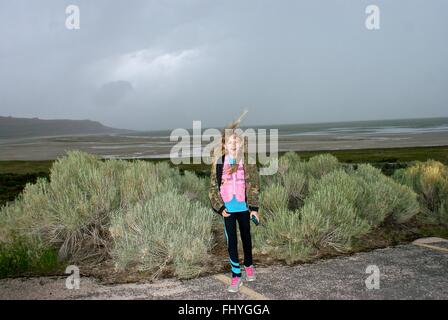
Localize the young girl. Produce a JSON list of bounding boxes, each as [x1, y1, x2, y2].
[[209, 115, 261, 293]]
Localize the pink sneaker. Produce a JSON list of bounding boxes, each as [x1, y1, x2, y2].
[[245, 265, 256, 282], [227, 276, 243, 292]]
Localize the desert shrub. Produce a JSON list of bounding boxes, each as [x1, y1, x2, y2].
[[255, 170, 366, 257], [297, 166, 420, 253], [391, 184, 423, 223], [114, 160, 158, 208], [300, 170, 370, 252], [256, 154, 353, 257], [261, 152, 303, 187], [0, 180, 62, 278], [260, 184, 288, 218], [0, 177, 51, 244], [305, 154, 341, 179], [114, 160, 186, 205], [281, 171, 308, 209], [260, 159, 279, 187], [253, 208, 313, 263], [154, 161, 183, 185], [393, 160, 448, 226], [44, 151, 119, 261], [254, 162, 420, 259], [278, 152, 302, 175], [109, 191, 213, 279], [354, 164, 419, 225], [179, 171, 209, 206], [0, 150, 213, 275], [262, 152, 340, 212]]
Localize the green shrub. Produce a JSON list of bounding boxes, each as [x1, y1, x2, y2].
[[0, 150, 213, 277], [354, 164, 419, 225], [0, 177, 55, 253], [2, 149, 440, 279], [253, 208, 312, 263], [179, 171, 209, 207], [109, 191, 213, 279], [305, 154, 341, 179], [392, 184, 422, 224], [277, 152, 302, 176], [255, 161, 421, 259], [261, 152, 303, 187], [114, 160, 158, 208], [281, 171, 308, 209], [393, 160, 448, 226], [300, 170, 370, 252], [260, 184, 289, 218], [0, 237, 61, 278], [44, 151, 119, 261], [262, 152, 340, 213]]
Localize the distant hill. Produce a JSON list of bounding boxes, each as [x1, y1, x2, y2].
[[0, 116, 136, 139]]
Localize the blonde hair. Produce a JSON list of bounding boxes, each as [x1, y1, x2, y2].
[[211, 110, 248, 171]]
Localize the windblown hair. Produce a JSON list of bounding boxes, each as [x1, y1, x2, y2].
[[211, 110, 248, 174]]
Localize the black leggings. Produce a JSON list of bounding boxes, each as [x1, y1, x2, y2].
[[223, 210, 253, 277]]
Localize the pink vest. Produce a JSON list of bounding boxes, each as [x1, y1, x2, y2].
[[220, 156, 246, 202]]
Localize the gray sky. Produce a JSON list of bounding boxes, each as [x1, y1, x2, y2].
[[0, 0, 447, 131]]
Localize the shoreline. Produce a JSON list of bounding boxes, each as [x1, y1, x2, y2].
[[0, 131, 447, 161]]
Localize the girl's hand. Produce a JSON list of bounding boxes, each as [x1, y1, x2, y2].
[[250, 211, 260, 222], [222, 209, 231, 217]]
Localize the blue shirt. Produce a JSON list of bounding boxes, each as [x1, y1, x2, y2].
[[224, 156, 248, 213]]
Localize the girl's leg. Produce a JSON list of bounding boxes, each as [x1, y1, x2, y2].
[[223, 213, 241, 277], [236, 210, 253, 267]]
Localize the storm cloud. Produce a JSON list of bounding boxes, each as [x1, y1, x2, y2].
[[0, 0, 447, 130]]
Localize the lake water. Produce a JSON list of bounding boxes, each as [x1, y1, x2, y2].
[[269, 117, 448, 136], [129, 117, 448, 138]]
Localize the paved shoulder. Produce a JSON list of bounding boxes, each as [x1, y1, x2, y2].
[[248, 243, 448, 299], [1, 241, 447, 300]]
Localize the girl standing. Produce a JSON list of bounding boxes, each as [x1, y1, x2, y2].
[[209, 116, 260, 293]]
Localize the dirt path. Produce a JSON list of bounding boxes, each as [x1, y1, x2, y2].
[[1, 238, 447, 300]]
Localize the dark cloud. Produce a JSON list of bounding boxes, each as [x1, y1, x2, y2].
[[0, 0, 447, 130], [93, 80, 134, 108]]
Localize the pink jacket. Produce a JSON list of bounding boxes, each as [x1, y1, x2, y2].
[[219, 156, 246, 202]]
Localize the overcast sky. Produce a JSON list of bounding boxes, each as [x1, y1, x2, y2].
[[0, 0, 447, 131]]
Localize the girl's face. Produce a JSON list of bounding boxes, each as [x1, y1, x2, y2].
[[225, 134, 241, 155]]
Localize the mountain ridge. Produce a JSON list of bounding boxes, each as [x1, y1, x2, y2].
[[0, 116, 137, 139]]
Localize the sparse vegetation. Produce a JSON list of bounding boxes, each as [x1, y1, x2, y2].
[[393, 160, 448, 227], [0, 237, 60, 278], [0, 150, 214, 279], [109, 192, 213, 279], [253, 152, 432, 263], [0, 149, 447, 280]]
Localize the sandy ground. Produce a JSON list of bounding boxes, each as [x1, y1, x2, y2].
[[0, 131, 448, 160], [1, 239, 447, 300]]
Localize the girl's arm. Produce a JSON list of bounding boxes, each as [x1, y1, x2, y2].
[[209, 162, 226, 215]]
